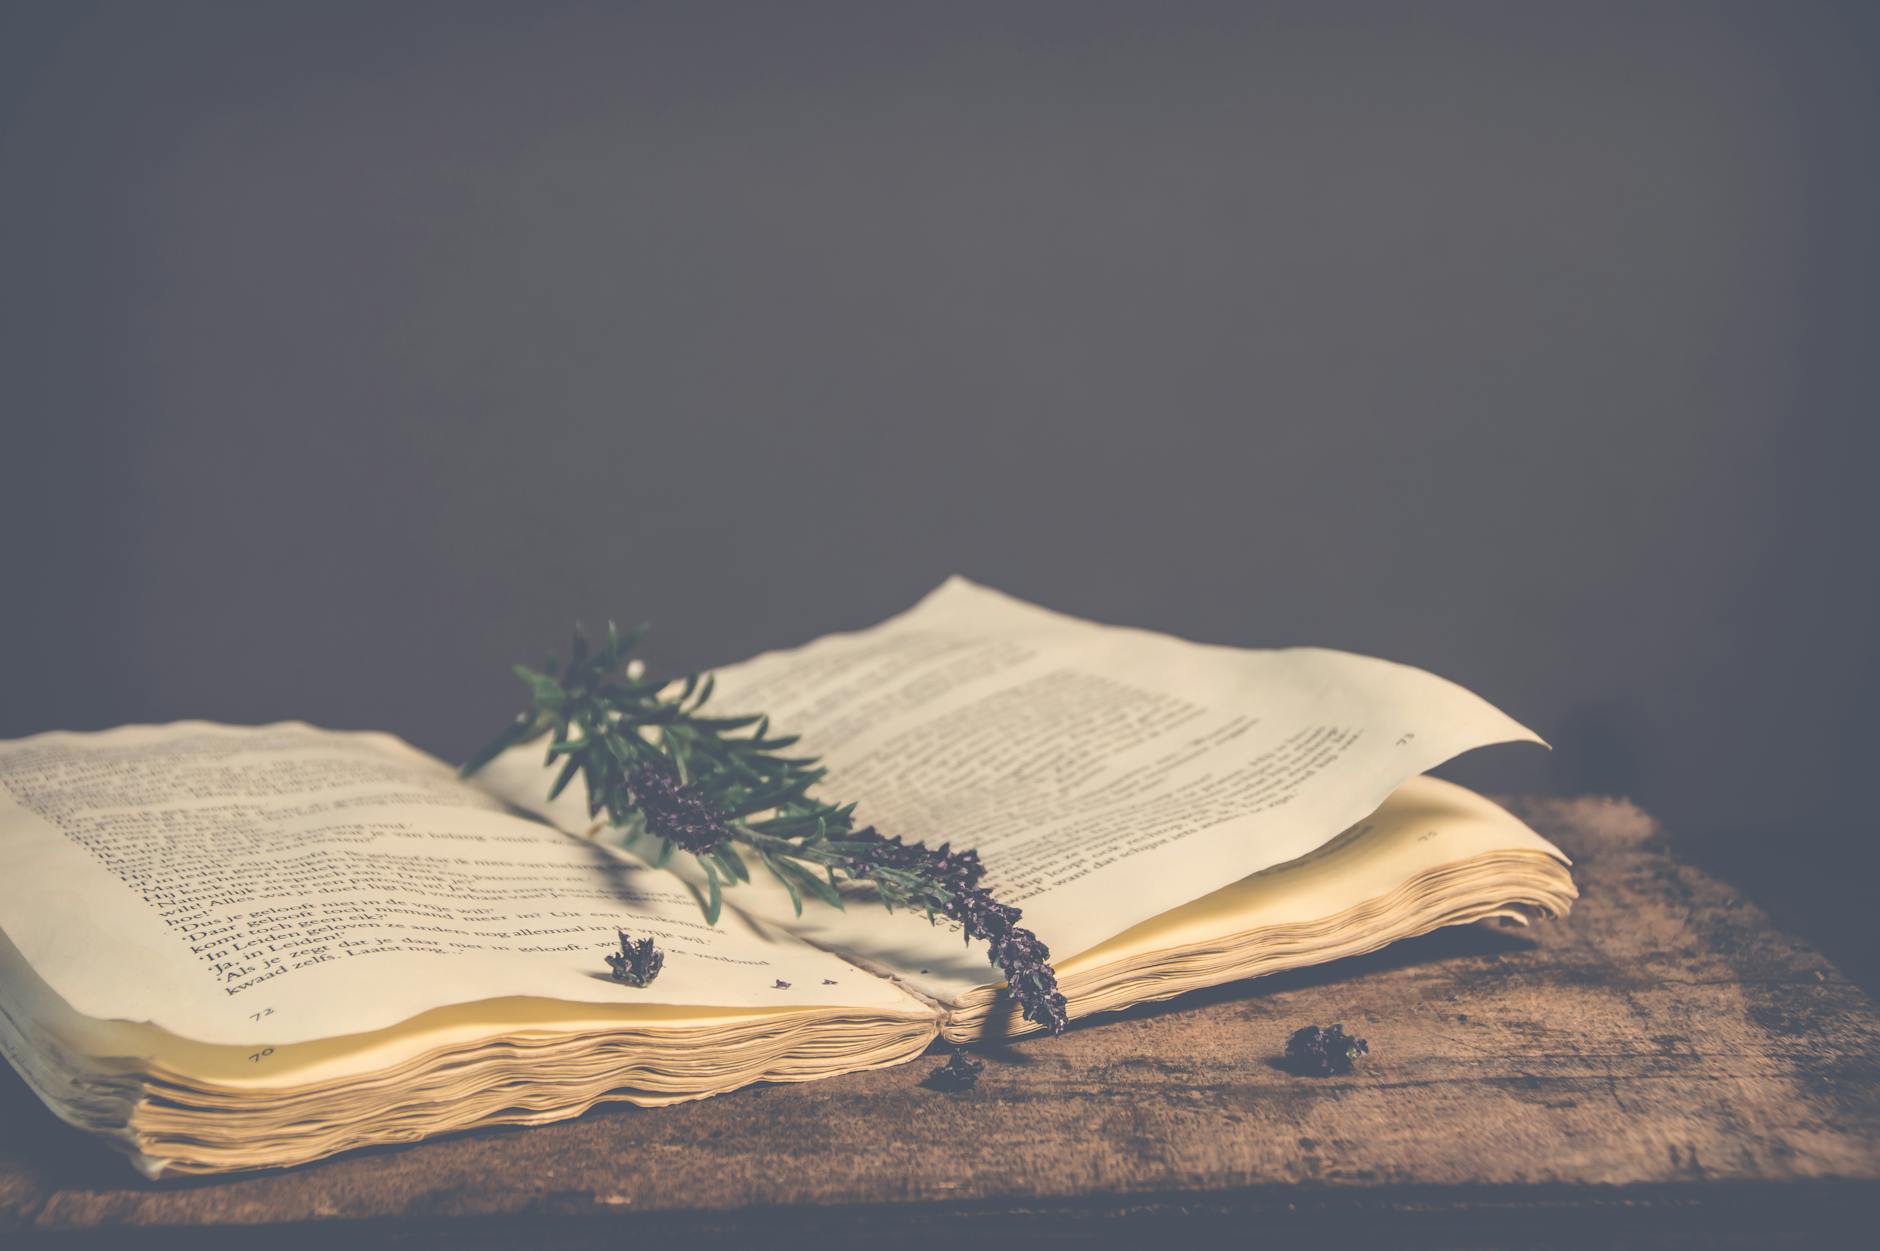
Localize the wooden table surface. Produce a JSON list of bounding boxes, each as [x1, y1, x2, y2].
[[2, 795, 1876, 1248]]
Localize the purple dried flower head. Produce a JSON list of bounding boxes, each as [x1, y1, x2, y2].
[[1283, 1023, 1369, 1076], [627, 759, 734, 854], [843, 830, 986, 890], [923, 1048, 985, 1092], [605, 931, 664, 987], [843, 826, 1067, 1036]]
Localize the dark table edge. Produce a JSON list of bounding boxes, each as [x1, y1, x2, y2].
[[10, 1179, 1880, 1248]]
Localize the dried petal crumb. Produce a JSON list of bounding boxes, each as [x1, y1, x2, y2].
[[1284, 1024, 1369, 1076], [922, 1049, 985, 1092]]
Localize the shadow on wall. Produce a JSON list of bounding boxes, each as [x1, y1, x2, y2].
[[1547, 701, 1879, 996], [1549, 702, 1645, 801]]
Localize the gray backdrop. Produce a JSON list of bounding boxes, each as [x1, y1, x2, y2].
[[4, 3, 1876, 966]]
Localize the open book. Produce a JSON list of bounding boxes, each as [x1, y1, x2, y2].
[[0, 578, 1574, 1176]]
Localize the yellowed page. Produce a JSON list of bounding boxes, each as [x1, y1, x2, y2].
[[1058, 774, 1568, 973], [0, 723, 927, 1050]]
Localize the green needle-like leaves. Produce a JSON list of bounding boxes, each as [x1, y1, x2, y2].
[[466, 623, 1068, 1035]]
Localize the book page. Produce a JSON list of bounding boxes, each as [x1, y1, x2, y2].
[[0, 723, 927, 1048], [935, 775, 1576, 1039], [483, 577, 1542, 999], [715, 578, 1540, 954]]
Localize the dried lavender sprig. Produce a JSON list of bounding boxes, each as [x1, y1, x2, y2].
[[465, 623, 1069, 1035], [626, 758, 736, 854]]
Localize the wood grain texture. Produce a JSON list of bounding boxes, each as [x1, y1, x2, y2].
[[0, 795, 1875, 1247]]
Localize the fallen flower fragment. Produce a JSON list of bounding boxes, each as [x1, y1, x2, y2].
[[604, 932, 664, 987], [922, 1049, 985, 1092], [1283, 1024, 1368, 1075]]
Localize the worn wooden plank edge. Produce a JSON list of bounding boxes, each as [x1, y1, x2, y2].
[[6, 1179, 1879, 1249]]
